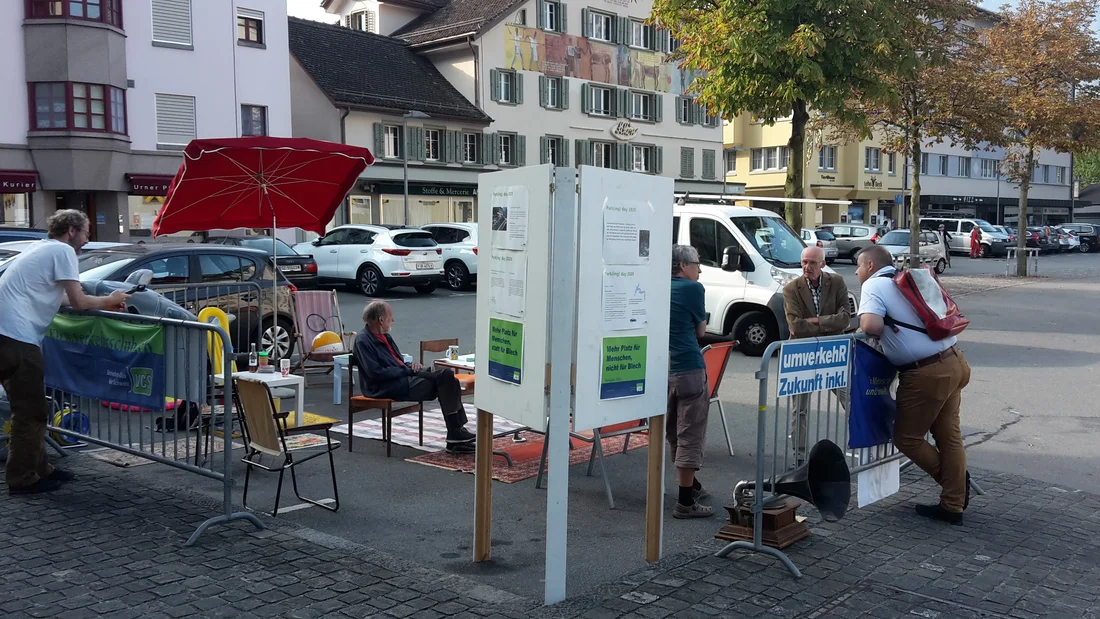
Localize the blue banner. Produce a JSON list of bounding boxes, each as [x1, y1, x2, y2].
[[848, 341, 898, 449], [777, 339, 850, 397], [42, 315, 166, 410]]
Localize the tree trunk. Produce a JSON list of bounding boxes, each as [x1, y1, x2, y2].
[[784, 99, 809, 233], [1016, 147, 1035, 277], [909, 137, 922, 269]]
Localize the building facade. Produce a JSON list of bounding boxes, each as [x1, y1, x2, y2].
[[0, 0, 291, 240], [313, 0, 726, 227]]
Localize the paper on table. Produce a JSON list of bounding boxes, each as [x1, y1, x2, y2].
[[489, 250, 527, 318], [857, 459, 900, 508], [602, 268, 648, 330], [602, 200, 651, 265], [490, 186, 529, 250]]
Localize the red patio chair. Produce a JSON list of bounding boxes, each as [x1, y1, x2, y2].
[[702, 341, 736, 456]]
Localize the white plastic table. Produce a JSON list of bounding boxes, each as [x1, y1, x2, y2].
[[233, 371, 306, 427], [333, 354, 352, 405]]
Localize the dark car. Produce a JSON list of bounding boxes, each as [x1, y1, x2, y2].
[[1026, 227, 1058, 253], [77, 244, 297, 360], [1062, 223, 1097, 253], [204, 236, 318, 288], [0, 227, 46, 243]]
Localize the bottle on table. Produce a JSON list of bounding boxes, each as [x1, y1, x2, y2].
[[248, 344, 258, 372]]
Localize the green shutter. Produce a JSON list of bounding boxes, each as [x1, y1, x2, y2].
[[575, 139, 588, 166], [655, 146, 663, 175], [540, 136, 548, 164], [557, 3, 566, 33], [516, 135, 527, 166], [515, 73, 524, 104], [536, 0, 545, 29], [481, 133, 493, 165], [539, 75, 548, 108], [616, 89, 629, 118], [490, 69, 501, 102], [488, 133, 500, 165], [560, 78, 570, 110], [680, 147, 694, 178], [693, 103, 704, 125], [703, 149, 715, 179], [412, 126, 426, 161], [616, 143, 630, 171], [581, 8, 590, 37], [561, 138, 570, 167], [373, 122, 384, 157], [656, 28, 668, 53], [654, 94, 663, 122], [581, 83, 591, 114]]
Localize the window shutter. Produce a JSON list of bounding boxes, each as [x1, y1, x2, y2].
[[581, 83, 591, 114], [516, 135, 527, 166], [539, 75, 548, 108], [616, 16, 627, 45], [616, 143, 630, 171], [654, 94, 663, 123], [154, 93, 196, 146], [490, 69, 501, 102], [655, 146, 663, 175], [575, 139, 589, 166], [581, 8, 590, 37], [540, 136, 549, 164], [616, 89, 629, 119], [557, 3, 566, 33], [412, 126, 426, 161], [480, 134, 492, 165], [536, 0, 546, 29], [561, 138, 570, 167], [560, 78, 570, 110], [373, 123, 385, 158], [515, 73, 524, 104], [693, 103, 704, 125], [656, 28, 668, 53], [489, 134, 501, 166], [445, 130, 458, 163], [680, 147, 694, 178], [703, 149, 716, 179], [152, 0, 192, 46]]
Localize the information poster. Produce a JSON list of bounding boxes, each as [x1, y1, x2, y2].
[[599, 336, 647, 399], [491, 186, 529, 250], [601, 268, 648, 330], [489, 252, 527, 318], [488, 318, 524, 384], [602, 201, 651, 265]]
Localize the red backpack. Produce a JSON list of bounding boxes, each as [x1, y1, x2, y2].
[[879, 267, 969, 340]]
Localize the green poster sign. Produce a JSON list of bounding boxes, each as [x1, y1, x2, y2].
[[600, 336, 647, 399], [488, 317, 523, 384]]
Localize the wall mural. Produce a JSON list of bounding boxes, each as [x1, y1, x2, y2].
[[504, 25, 700, 95]]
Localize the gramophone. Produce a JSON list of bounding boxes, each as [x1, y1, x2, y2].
[[717, 439, 852, 549]]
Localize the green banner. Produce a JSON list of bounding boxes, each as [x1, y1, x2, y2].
[[600, 336, 647, 399], [488, 318, 523, 384]]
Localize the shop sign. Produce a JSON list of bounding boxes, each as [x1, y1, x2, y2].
[[127, 174, 173, 196], [375, 183, 477, 197], [0, 170, 38, 192], [609, 120, 639, 142], [863, 177, 883, 189], [820, 174, 837, 182]]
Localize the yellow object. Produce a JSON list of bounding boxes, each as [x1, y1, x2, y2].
[[312, 331, 343, 354], [198, 307, 237, 374]]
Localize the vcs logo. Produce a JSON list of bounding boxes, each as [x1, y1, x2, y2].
[[130, 367, 154, 396]]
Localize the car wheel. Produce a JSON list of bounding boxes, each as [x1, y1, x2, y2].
[[445, 261, 470, 290], [979, 244, 990, 258], [733, 311, 777, 357], [357, 265, 386, 297], [415, 283, 436, 295], [935, 258, 946, 274], [1079, 241, 1091, 253], [825, 258, 835, 265], [260, 317, 295, 361]]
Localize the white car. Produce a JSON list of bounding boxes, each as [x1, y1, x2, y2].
[[420, 222, 478, 291], [800, 228, 839, 264], [876, 229, 948, 274], [294, 225, 443, 296]]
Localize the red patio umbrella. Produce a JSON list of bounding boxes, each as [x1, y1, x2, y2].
[[152, 137, 374, 359]]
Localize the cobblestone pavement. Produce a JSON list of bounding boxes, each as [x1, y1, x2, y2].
[[3, 456, 1100, 619]]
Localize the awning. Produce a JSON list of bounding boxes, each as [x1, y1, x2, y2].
[[0, 170, 38, 193], [126, 174, 175, 196]]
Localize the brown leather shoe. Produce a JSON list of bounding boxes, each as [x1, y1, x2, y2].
[[8, 478, 62, 495]]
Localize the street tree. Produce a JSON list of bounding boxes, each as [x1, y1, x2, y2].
[[814, 0, 1003, 263], [652, 0, 921, 232], [979, 0, 1100, 276], [1076, 150, 1100, 185]]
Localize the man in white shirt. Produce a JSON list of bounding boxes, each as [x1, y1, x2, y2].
[[856, 245, 971, 525], [0, 210, 129, 495]]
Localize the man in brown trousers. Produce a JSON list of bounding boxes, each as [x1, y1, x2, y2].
[[857, 245, 971, 524], [782, 245, 851, 463]]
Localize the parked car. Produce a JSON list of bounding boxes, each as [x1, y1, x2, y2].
[[673, 203, 858, 356], [1026, 227, 1059, 253], [293, 225, 443, 296], [204, 236, 319, 288], [817, 223, 878, 264], [875, 230, 948, 274], [800, 228, 839, 264], [992, 225, 1016, 245], [77, 244, 297, 360], [0, 227, 46, 243], [420, 222, 478, 290], [1062, 223, 1098, 253], [0, 240, 127, 279], [918, 218, 1009, 258], [1056, 227, 1080, 252], [1049, 227, 1071, 252]]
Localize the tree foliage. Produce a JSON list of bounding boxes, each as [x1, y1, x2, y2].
[[651, 0, 923, 231], [1075, 150, 1100, 185], [978, 0, 1100, 275]]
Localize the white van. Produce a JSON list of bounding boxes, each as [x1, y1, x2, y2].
[[673, 202, 859, 356], [918, 217, 1009, 257]]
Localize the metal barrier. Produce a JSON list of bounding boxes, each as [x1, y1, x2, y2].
[[1005, 247, 1040, 276], [43, 307, 263, 545], [715, 332, 982, 577]]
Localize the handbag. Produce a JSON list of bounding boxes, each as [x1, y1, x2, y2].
[[848, 340, 898, 449]]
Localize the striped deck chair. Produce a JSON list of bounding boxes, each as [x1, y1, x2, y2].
[[291, 289, 355, 377]]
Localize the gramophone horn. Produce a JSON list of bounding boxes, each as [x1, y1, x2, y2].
[[761, 439, 851, 522]]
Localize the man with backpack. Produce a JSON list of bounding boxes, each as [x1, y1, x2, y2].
[[855, 245, 972, 525]]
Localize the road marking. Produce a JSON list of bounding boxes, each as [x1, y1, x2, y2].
[[278, 498, 336, 513]]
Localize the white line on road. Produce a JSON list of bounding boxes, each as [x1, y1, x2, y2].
[[277, 498, 337, 513]]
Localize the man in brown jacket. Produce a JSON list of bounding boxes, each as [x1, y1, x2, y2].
[[782, 245, 851, 463]]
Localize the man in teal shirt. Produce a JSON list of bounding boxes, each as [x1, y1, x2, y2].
[[667, 245, 712, 518]]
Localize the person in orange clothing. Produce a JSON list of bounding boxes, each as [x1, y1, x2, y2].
[[969, 226, 981, 259]]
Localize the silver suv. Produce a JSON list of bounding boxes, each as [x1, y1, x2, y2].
[[818, 224, 877, 264], [421, 222, 478, 290]]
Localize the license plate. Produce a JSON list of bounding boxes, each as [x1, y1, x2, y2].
[[281, 265, 301, 272], [416, 262, 435, 270]]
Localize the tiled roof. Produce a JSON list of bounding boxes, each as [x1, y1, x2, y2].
[[393, 0, 520, 46], [288, 17, 491, 123]]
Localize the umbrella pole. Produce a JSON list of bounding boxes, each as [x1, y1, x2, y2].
[[264, 188, 279, 362]]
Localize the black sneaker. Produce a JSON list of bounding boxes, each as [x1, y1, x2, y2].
[[915, 503, 963, 525], [47, 469, 76, 483], [964, 471, 971, 511], [9, 478, 62, 495], [446, 442, 476, 455], [446, 428, 476, 444]]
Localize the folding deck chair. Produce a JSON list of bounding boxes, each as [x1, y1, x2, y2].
[[291, 289, 356, 379]]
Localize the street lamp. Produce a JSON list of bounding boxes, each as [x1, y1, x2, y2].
[[403, 110, 430, 226]]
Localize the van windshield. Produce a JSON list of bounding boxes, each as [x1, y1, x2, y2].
[[975, 220, 998, 233], [730, 216, 805, 268]]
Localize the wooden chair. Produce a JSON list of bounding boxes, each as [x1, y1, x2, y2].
[[234, 376, 341, 517], [419, 338, 476, 396], [346, 354, 423, 457], [702, 341, 737, 457]]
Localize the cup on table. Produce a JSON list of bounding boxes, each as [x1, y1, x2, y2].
[[280, 358, 290, 377], [403, 353, 413, 364]]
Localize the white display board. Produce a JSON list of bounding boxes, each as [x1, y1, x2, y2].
[[573, 167, 674, 432], [474, 165, 554, 429]]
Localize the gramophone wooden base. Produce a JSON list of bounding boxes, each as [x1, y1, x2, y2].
[[716, 500, 811, 549]]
